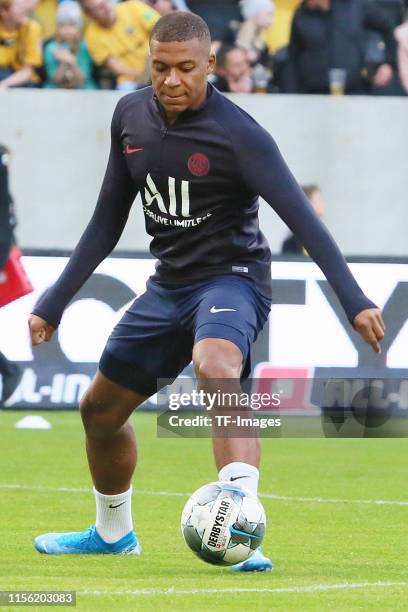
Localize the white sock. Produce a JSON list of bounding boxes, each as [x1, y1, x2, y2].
[[94, 486, 133, 543], [218, 462, 259, 497]]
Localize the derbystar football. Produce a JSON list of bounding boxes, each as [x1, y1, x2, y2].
[[180, 481, 266, 565]]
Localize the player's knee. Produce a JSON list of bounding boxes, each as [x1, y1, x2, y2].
[[194, 359, 239, 380], [193, 351, 241, 380], [80, 392, 123, 438]]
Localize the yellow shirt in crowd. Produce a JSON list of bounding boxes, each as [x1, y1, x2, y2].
[[34, 0, 58, 39], [264, 0, 301, 53], [0, 18, 42, 71], [85, 0, 159, 83]]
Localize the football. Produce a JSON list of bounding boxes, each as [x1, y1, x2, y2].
[[181, 481, 266, 565]]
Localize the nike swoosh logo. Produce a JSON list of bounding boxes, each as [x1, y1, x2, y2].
[[210, 307, 237, 314], [230, 476, 249, 482], [125, 145, 143, 154], [108, 502, 126, 509]]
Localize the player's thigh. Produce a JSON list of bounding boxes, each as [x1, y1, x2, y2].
[[100, 280, 193, 398], [192, 276, 271, 378]]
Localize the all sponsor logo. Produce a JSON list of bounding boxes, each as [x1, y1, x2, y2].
[[142, 173, 212, 228]]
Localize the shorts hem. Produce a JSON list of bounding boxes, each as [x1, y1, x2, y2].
[[194, 322, 248, 363], [99, 349, 158, 398]]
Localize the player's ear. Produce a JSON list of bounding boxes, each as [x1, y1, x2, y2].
[[207, 53, 216, 76]]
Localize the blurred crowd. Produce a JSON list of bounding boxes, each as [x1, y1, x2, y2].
[[0, 0, 408, 94]]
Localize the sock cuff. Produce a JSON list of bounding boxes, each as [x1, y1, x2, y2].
[[218, 462, 259, 481], [93, 486, 132, 501]]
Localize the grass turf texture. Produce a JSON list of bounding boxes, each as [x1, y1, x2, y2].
[[0, 410, 407, 611]]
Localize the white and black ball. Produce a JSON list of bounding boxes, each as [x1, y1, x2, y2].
[[181, 481, 266, 565]]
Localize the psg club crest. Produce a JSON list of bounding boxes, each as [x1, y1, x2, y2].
[[188, 153, 210, 177]]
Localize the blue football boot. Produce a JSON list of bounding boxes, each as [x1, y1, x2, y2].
[[34, 526, 141, 555], [230, 547, 273, 572]]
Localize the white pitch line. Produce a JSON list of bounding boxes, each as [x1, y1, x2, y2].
[[1, 484, 408, 507], [0, 484, 90, 493], [261, 493, 408, 507], [80, 581, 408, 597]]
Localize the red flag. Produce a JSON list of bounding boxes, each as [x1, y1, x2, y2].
[[0, 246, 33, 308]]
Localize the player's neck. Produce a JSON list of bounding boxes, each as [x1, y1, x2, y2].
[[164, 112, 179, 125]]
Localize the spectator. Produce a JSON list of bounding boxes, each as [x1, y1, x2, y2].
[[372, 0, 405, 28], [363, 0, 406, 94], [237, 0, 275, 64], [44, 1, 96, 89], [80, 0, 159, 90], [34, 0, 58, 39], [395, 18, 408, 93], [0, 0, 42, 88], [264, 0, 301, 54], [233, 0, 276, 90], [186, 0, 242, 51], [0, 145, 22, 405], [214, 44, 254, 92], [281, 184, 324, 254], [144, 0, 178, 15], [283, 0, 397, 95]]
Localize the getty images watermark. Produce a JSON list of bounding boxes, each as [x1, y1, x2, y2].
[[167, 389, 281, 411], [164, 388, 282, 436], [156, 381, 282, 437], [156, 376, 408, 438]]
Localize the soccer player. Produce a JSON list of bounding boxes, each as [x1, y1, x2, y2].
[[29, 12, 385, 571]]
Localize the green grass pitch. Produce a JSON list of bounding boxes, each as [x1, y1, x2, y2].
[[0, 410, 407, 611]]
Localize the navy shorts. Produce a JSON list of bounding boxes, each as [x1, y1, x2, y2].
[[99, 275, 271, 397]]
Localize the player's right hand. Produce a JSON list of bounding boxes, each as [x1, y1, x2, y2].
[[352, 308, 385, 354], [28, 314, 55, 346]]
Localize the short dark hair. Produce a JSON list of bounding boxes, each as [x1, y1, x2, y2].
[[150, 11, 211, 48]]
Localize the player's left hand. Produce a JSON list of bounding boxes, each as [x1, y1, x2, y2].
[[353, 308, 385, 354]]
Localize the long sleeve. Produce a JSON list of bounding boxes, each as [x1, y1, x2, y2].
[[32, 100, 139, 327], [231, 119, 376, 323]]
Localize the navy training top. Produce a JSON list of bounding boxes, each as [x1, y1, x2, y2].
[[33, 84, 376, 326]]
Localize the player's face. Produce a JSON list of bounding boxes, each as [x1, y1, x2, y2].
[[150, 38, 215, 121]]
